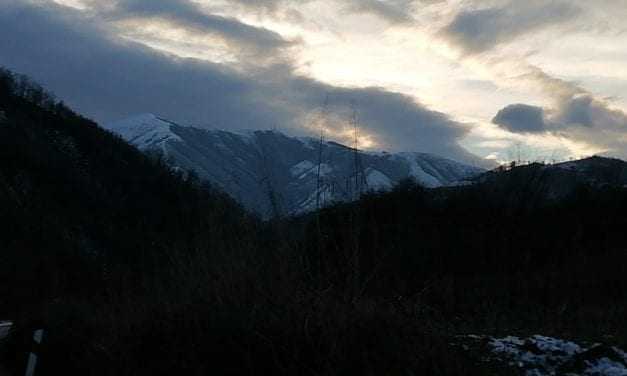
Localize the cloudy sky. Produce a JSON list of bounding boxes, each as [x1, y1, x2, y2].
[[2, 0, 627, 165]]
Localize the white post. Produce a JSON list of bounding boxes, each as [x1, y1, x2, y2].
[[0, 321, 12, 340], [25, 329, 44, 376]]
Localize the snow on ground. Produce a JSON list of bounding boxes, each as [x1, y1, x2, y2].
[[462, 334, 627, 376], [586, 358, 627, 376], [489, 335, 582, 374]]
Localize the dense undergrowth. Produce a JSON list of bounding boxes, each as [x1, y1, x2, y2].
[[1, 68, 626, 375]]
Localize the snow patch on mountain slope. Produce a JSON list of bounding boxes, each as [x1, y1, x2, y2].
[[295, 181, 342, 213], [290, 160, 315, 177], [290, 161, 333, 179], [398, 153, 442, 187], [105, 113, 182, 150], [229, 129, 257, 145], [316, 164, 333, 178], [366, 169, 393, 190], [296, 136, 320, 151]]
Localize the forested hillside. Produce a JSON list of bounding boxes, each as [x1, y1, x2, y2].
[[0, 66, 253, 313], [0, 68, 268, 374], [298, 179, 627, 331]]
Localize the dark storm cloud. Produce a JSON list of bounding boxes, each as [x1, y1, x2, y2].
[[109, 0, 293, 56], [556, 95, 627, 129], [329, 86, 471, 159], [441, 1, 580, 54], [495, 96, 627, 135], [496, 62, 627, 157], [556, 95, 595, 127], [492, 104, 548, 134], [554, 95, 627, 157], [0, 1, 480, 165], [493, 95, 627, 158], [0, 1, 279, 128]]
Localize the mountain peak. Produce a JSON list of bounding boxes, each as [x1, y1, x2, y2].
[[105, 115, 484, 216]]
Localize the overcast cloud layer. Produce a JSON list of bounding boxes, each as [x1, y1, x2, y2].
[[1, 0, 627, 164], [441, 1, 581, 55]]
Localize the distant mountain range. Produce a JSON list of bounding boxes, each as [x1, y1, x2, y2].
[[105, 114, 484, 216]]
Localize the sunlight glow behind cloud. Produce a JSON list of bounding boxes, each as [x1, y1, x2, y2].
[[6, 0, 627, 164]]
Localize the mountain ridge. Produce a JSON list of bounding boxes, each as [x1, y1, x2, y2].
[[105, 114, 485, 216], [470, 155, 627, 206]]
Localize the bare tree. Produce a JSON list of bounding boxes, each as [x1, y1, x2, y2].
[[316, 94, 329, 211]]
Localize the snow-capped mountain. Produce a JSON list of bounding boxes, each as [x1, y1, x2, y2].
[[105, 114, 484, 216]]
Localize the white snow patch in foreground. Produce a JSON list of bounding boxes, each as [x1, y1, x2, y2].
[[586, 358, 627, 376], [479, 335, 627, 376]]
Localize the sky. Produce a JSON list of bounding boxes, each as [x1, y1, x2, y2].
[[2, 0, 627, 166]]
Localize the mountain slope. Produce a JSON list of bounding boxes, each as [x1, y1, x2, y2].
[[475, 156, 627, 203], [105, 114, 484, 216], [0, 69, 252, 318]]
